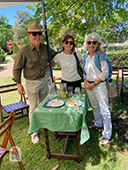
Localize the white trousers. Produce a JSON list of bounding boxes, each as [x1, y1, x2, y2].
[[26, 77, 48, 122], [87, 82, 112, 140]]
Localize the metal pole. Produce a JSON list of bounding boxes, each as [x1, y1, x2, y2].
[[41, 0, 53, 82]]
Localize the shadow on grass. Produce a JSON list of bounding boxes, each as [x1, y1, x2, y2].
[[111, 97, 128, 142], [33, 107, 127, 170], [0, 95, 128, 170]]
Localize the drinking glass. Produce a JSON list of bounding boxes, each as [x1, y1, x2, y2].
[[68, 86, 73, 97], [59, 83, 68, 99], [74, 87, 80, 101], [48, 83, 56, 98]]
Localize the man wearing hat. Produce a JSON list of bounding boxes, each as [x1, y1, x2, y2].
[[13, 21, 57, 144]]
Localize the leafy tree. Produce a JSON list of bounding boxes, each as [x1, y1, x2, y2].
[[96, 10, 128, 44], [26, 0, 127, 47], [0, 15, 13, 52], [110, 11, 128, 43], [12, 10, 32, 43]]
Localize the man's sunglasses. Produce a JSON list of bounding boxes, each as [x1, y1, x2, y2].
[[64, 41, 74, 45], [31, 32, 42, 36], [87, 41, 97, 45]]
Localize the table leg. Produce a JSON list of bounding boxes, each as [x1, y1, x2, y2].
[[63, 135, 69, 154], [44, 129, 81, 162], [44, 128, 51, 159], [54, 131, 58, 138], [76, 130, 81, 162]]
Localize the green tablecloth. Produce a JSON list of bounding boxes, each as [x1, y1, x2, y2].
[[28, 94, 90, 145]]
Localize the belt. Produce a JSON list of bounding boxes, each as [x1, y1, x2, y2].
[[87, 80, 104, 84], [87, 80, 94, 83]]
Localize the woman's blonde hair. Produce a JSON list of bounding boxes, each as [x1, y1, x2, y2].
[[83, 32, 103, 51]]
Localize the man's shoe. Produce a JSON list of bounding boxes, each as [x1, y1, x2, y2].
[[31, 133, 39, 144]]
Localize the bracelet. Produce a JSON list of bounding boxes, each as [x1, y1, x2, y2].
[[93, 82, 97, 86]]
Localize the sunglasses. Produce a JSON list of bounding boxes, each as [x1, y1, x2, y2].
[[64, 41, 74, 45], [87, 41, 97, 45], [31, 32, 42, 36]]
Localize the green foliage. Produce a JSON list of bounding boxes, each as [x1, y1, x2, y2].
[[13, 42, 19, 54], [0, 47, 5, 55], [0, 47, 6, 63], [12, 10, 32, 43], [12, 42, 19, 60], [21, 35, 30, 45], [104, 44, 128, 52], [106, 51, 128, 67], [96, 10, 128, 43], [24, 1, 128, 48], [0, 15, 13, 52]]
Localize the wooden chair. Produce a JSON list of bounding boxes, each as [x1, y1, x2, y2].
[[54, 76, 61, 85], [112, 67, 119, 100], [120, 68, 128, 102], [53, 76, 61, 91], [0, 83, 29, 122], [0, 112, 24, 170]]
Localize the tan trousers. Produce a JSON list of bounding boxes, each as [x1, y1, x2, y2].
[[26, 77, 48, 122]]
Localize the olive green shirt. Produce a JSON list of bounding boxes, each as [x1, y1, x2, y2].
[[13, 41, 57, 83]]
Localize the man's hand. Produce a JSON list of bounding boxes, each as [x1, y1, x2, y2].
[[17, 83, 25, 94]]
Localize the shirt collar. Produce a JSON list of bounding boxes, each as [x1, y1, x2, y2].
[[28, 41, 41, 50]]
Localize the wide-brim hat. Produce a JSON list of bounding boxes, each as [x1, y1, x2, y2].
[[24, 21, 45, 34]]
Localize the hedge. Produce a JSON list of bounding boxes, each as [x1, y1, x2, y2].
[[106, 51, 128, 68], [104, 45, 128, 52]]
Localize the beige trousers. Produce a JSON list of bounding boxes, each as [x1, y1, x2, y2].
[[25, 77, 48, 122]]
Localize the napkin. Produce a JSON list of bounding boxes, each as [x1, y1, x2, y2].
[[42, 99, 51, 108]]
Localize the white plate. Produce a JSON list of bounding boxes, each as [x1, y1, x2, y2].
[[66, 100, 82, 107], [47, 99, 64, 107]]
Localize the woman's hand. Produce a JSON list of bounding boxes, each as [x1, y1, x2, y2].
[[70, 48, 75, 54], [100, 49, 105, 53], [51, 60, 56, 67], [85, 83, 95, 90], [84, 79, 95, 90]]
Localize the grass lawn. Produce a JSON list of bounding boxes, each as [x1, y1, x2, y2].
[[0, 76, 128, 170]]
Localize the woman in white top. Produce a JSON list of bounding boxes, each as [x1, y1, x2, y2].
[[52, 34, 83, 92], [83, 32, 112, 145]]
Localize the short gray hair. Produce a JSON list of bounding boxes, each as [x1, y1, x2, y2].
[[83, 32, 103, 51]]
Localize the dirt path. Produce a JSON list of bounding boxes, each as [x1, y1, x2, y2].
[[0, 62, 61, 78], [0, 62, 14, 77]]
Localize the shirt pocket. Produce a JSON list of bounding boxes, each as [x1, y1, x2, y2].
[[26, 57, 38, 69], [40, 57, 47, 69]]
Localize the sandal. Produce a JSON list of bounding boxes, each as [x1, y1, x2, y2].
[[88, 123, 102, 129], [99, 138, 109, 145]]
